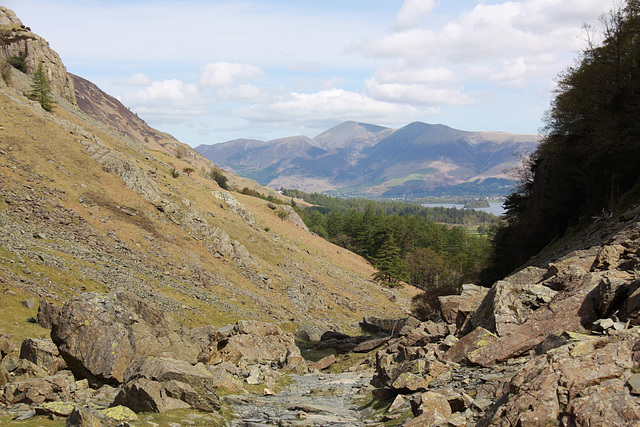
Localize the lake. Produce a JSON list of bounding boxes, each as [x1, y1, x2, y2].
[[422, 202, 505, 216]]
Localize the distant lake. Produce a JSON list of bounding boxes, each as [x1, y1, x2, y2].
[[422, 202, 505, 216]]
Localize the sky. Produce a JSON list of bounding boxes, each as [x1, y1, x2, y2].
[[5, 0, 617, 146]]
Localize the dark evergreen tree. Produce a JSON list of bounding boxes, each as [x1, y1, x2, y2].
[[28, 62, 54, 111]]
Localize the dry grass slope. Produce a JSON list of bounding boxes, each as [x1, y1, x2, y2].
[[0, 70, 419, 340]]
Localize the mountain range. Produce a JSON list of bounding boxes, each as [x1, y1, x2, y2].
[[196, 121, 540, 197]]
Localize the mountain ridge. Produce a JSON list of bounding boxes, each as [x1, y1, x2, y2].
[[196, 121, 540, 196]]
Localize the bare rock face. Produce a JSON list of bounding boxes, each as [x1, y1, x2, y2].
[[50, 291, 203, 386], [480, 329, 640, 426], [199, 321, 308, 373], [0, 7, 77, 105], [279, 205, 309, 232]]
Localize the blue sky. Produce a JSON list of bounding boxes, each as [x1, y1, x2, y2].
[[5, 0, 615, 146]]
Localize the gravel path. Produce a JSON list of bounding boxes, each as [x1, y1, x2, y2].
[[225, 371, 379, 426]]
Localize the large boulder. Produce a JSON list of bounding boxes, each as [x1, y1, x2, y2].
[[19, 338, 66, 374], [467, 270, 629, 367], [479, 327, 640, 426], [0, 372, 76, 405], [461, 267, 557, 337], [112, 356, 221, 413], [199, 321, 307, 373], [51, 291, 203, 386]]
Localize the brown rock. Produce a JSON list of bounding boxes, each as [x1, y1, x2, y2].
[[19, 338, 66, 374], [444, 327, 498, 365], [118, 356, 221, 413], [405, 391, 451, 426], [438, 295, 460, 325], [36, 300, 60, 329], [0, 372, 75, 405], [391, 372, 430, 393], [469, 271, 630, 367], [199, 321, 307, 372], [309, 354, 336, 371], [0, 334, 16, 358], [482, 328, 640, 426], [112, 377, 190, 413], [353, 337, 390, 353], [66, 407, 116, 427], [0, 363, 10, 386]]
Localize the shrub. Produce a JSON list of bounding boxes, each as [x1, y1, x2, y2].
[[0, 61, 11, 85], [7, 52, 27, 73], [410, 284, 460, 321], [208, 167, 229, 190]]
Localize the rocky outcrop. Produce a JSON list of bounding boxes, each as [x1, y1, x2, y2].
[[0, 7, 77, 105], [279, 205, 309, 231], [199, 321, 307, 374], [479, 328, 640, 426], [212, 190, 256, 225], [51, 291, 203, 386]]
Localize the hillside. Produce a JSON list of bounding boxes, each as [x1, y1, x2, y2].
[[0, 7, 418, 344], [195, 120, 539, 197]]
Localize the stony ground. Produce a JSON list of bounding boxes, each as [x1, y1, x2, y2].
[[225, 371, 377, 426]]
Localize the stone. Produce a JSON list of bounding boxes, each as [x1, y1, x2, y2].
[[100, 405, 138, 423], [628, 373, 640, 395], [21, 298, 35, 310], [19, 337, 66, 374], [361, 316, 406, 334], [115, 356, 221, 413], [36, 300, 60, 329], [199, 321, 307, 373], [211, 191, 256, 225], [0, 363, 10, 386], [388, 394, 408, 413], [444, 327, 499, 365], [309, 354, 336, 371], [466, 271, 625, 367], [406, 391, 451, 425], [66, 407, 114, 427], [35, 401, 76, 417], [591, 244, 626, 270], [353, 337, 390, 352], [391, 372, 430, 393], [0, 372, 75, 405], [482, 328, 640, 426], [51, 291, 203, 386], [0, 334, 16, 358], [461, 276, 558, 337]]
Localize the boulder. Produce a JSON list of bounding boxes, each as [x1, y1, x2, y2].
[[36, 300, 60, 329], [444, 327, 499, 365], [113, 356, 221, 413], [480, 328, 640, 426], [51, 291, 203, 386], [404, 391, 452, 426], [0, 333, 16, 358], [309, 354, 336, 371], [461, 273, 558, 337], [66, 407, 117, 427], [199, 321, 307, 373], [360, 316, 406, 334], [0, 372, 75, 405], [19, 338, 66, 374], [211, 191, 256, 225], [467, 270, 628, 367]]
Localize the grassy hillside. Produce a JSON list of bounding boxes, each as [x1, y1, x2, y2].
[[0, 69, 419, 339]]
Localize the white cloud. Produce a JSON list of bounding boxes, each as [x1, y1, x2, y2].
[[199, 62, 265, 89], [120, 79, 208, 123], [365, 78, 470, 106], [394, 0, 437, 30], [235, 88, 421, 125], [215, 84, 269, 103]]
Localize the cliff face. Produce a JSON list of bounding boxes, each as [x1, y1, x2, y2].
[[0, 6, 76, 105]]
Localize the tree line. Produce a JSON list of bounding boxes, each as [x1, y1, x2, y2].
[[482, 1, 640, 283], [282, 189, 492, 290]]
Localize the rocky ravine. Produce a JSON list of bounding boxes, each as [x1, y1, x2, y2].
[[1, 205, 640, 426]]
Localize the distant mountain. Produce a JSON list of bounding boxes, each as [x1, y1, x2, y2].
[[196, 121, 540, 197]]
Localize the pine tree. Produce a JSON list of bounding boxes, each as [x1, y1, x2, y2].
[[372, 233, 407, 286], [28, 62, 54, 111]]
